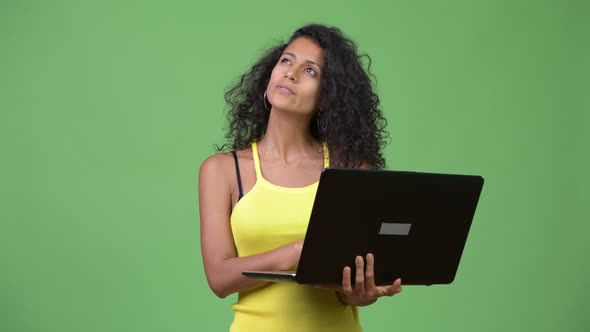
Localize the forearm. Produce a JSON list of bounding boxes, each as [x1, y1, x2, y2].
[[204, 241, 299, 298]]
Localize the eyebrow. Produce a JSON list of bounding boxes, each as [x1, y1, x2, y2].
[[283, 52, 321, 68]]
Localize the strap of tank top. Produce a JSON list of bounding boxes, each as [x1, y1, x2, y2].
[[251, 141, 263, 180], [231, 150, 244, 200]]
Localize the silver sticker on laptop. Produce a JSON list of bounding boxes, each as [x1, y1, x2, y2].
[[379, 223, 412, 235]]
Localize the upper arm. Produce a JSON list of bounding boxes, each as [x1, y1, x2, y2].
[[198, 154, 237, 282]]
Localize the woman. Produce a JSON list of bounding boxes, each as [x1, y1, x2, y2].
[[199, 24, 402, 332]]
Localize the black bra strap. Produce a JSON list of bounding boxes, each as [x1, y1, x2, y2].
[[231, 151, 244, 201]]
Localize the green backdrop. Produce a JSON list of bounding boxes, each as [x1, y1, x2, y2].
[[1, 0, 588, 331]]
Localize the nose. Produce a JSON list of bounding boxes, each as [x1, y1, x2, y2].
[[284, 70, 297, 82]]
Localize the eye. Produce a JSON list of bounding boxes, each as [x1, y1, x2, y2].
[[280, 57, 292, 65], [305, 67, 317, 77]]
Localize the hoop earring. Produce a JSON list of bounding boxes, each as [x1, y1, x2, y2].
[[263, 90, 271, 110], [317, 108, 328, 133]]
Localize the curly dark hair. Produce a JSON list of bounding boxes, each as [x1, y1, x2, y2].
[[219, 24, 388, 169]]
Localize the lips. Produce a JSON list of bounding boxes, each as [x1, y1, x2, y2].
[[276, 85, 295, 95]]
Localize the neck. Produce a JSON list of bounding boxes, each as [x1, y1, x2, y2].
[[258, 108, 319, 163]]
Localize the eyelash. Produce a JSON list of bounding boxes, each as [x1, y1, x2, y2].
[[281, 58, 317, 77]]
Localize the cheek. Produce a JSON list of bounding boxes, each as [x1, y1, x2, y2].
[[269, 66, 282, 82], [305, 83, 321, 104]]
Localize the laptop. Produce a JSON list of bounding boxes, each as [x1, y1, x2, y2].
[[243, 168, 484, 286]]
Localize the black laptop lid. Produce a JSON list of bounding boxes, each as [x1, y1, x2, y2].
[[295, 169, 484, 286]]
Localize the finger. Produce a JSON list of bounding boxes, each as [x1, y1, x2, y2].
[[394, 278, 403, 294], [341, 266, 353, 295], [354, 256, 365, 295], [365, 253, 376, 292], [382, 278, 403, 296]]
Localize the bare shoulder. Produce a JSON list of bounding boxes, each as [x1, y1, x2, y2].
[[199, 147, 254, 182], [199, 147, 256, 208], [335, 161, 374, 169], [358, 162, 374, 170], [199, 152, 235, 183]]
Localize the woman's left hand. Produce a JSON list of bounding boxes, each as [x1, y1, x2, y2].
[[332, 253, 402, 306]]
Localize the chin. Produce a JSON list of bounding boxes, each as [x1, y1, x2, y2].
[[269, 97, 314, 116], [268, 99, 293, 112]]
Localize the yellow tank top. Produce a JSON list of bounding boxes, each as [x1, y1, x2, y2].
[[229, 142, 362, 332]]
